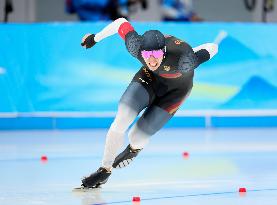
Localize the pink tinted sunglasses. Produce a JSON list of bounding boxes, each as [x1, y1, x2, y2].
[[141, 49, 164, 59]]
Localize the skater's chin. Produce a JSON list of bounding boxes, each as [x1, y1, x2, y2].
[[147, 63, 159, 71]]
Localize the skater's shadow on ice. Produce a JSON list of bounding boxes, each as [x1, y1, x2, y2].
[[73, 188, 107, 205]]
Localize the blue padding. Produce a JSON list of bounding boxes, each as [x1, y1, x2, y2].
[[1, 23, 277, 113], [164, 116, 206, 128], [55, 117, 114, 129], [211, 116, 277, 127], [0, 117, 53, 130], [0, 116, 277, 130]]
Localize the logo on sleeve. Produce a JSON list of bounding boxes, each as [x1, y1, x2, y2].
[[174, 40, 183, 45], [163, 66, 171, 71]]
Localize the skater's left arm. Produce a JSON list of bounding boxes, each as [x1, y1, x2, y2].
[[193, 43, 218, 65], [178, 43, 218, 73]]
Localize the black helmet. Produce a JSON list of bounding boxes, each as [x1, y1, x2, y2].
[[141, 30, 165, 51]]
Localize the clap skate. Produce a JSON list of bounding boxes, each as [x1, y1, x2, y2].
[[73, 167, 111, 191], [112, 144, 142, 168]]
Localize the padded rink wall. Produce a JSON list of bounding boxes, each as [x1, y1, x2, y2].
[[0, 22, 277, 129]]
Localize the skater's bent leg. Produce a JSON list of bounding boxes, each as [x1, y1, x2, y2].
[[128, 88, 191, 150], [128, 106, 172, 149], [102, 82, 150, 168]]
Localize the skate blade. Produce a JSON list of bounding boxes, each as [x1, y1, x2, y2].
[[72, 187, 100, 192], [73, 185, 101, 192]]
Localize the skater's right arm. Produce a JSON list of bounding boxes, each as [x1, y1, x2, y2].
[[81, 18, 142, 58]]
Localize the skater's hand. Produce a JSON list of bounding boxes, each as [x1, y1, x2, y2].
[[81, 33, 96, 49]]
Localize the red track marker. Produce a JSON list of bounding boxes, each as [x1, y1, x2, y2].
[[182, 151, 190, 159], [239, 187, 247, 193], [41, 155, 48, 162], [132, 196, 141, 202]]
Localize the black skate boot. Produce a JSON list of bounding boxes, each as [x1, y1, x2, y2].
[[81, 167, 111, 188], [112, 144, 142, 168]]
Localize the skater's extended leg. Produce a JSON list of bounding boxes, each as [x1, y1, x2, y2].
[[81, 82, 150, 188], [102, 82, 150, 169], [101, 102, 140, 169]]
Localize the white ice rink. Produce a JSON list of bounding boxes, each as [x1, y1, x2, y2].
[[1, 128, 277, 205]]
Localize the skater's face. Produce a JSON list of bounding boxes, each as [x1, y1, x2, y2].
[[141, 49, 164, 71]]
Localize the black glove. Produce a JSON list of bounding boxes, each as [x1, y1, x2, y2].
[[81, 34, 96, 49]]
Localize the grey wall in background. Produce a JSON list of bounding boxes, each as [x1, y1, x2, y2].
[[194, 0, 253, 22], [0, 0, 36, 22], [0, 0, 276, 23], [194, 0, 277, 22], [0, 0, 77, 22], [129, 0, 162, 21], [35, 0, 77, 22]]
